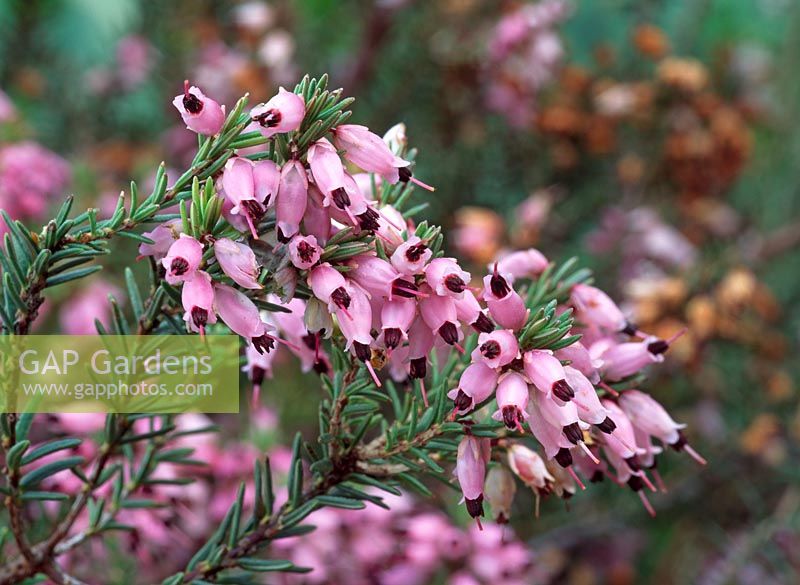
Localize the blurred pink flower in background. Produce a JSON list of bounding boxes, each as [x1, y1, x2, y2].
[[0, 89, 16, 122], [0, 141, 71, 233], [58, 279, 122, 334]]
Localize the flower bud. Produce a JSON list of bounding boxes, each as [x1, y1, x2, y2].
[[484, 466, 516, 524], [214, 238, 262, 289]]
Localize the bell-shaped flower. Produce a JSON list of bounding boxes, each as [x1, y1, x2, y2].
[[173, 81, 225, 136], [181, 270, 216, 335], [600, 337, 667, 381], [472, 329, 518, 369], [214, 237, 262, 289], [214, 284, 274, 354], [523, 349, 574, 403], [570, 284, 629, 333], [483, 266, 528, 330], [564, 366, 615, 431], [138, 219, 181, 262], [494, 248, 548, 282], [407, 316, 435, 380], [308, 263, 352, 313], [391, 236, 431, 276], [162, 234, 203, 285], [456, 436, 490, 521], [447, 361, 498, 414], [425, 257, 471, 299], [250, 87, 305, 138], [555, 341, 601, 384], [484, 466, 516, 524], [492, 372, 530, 431], [454, 290, 495, 333], [379, 297, 416, 350], [221, 157, 280, 238], [274, 160, 309, 240], [288, 234, 321, 270], [419, 292, 462, 348]]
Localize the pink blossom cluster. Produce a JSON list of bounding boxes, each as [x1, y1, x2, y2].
[[452, 271, 706, 521], [273, 495, 541, 585], [0, 141, 71, 234], [485, 0, 571, 126]]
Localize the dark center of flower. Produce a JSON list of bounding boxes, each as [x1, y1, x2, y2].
[[251, 366, 265, 386], [183, 92, 203, 114], [254, 108, 282, 128], [357, 208, 380, 232], [301, 332, 317, 351], [331, 187, 351, 210], [170, 257, 190, 276], [563, 423, 583, 445], [409, 357, 427, 379], [552, 379, 575, 402], [392, 278, 418, 298], [252, 334, 275, 355], [453, 389, 472, 411], [444, 274, 466, 294], [502, 405, 522, 430], [405, 242, 427, 262], [353, 342, 372, 363], [595, 416, 617, 434], [480, 340, 501, 360], [241, 199, 266, 222], [472, 313, 495, 333], [490, 273, 511, 298], [464, 495, 484, 519], [330, 286, 351, 310], [438, 322, 459, 345], [398, 166, 412, 183], [383, 328, 402, 350], [297, 241, 316, 263], [191, 307, 208, 329], [554, 447, 572, 468], [647, 339, 669, 355]]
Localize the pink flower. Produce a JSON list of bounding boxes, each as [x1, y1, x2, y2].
[[221, 157, 281, 238], [419, 292, 461, 347], [250, 87, 305, 138], [447, 362, 498, 413], [600, 336, 666, 381], [534, 389, 586, 448], [347, 255, 402, 299], [523, 349, 574, 402], [214, 238, 262, 289], [454, 290, 495, 333], [332, 124, 407, 183], [391, 236, 431, 276], [619, 390, 705, 464], [555, 341, 600, 384], [308, 263, 351, 313], [425, 257, 471, 299], [492, 372, 530, 431], [182, 270, 216, 334], [275, 160, 308, 240], [0, 141, 70, 220], [407, 317, 435, 380], [308, 138, 346, 203], [507, 444, 554, 492], [379, 297, 416, 350], [288, 234, 322, 270], [138, 219, 181, 261], [172, 81, 225, 136], [570, 284, 629, 333], [483, 267, 527, 330], [58, 279, 120, 334], [471, 329, 518, 369], [214, 284, 274, 353], [456, 436, 490, 520], [564, 366, 614, 430], [494, 248, 548, 281], [336, 286, 376, 369], [303, 184, 332, 244], [162, 234, 203, 285]]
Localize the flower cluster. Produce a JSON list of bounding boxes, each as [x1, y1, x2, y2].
[[451, 260, 706, 521], [273, 496, 540, 585]]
